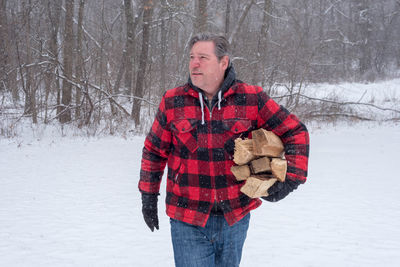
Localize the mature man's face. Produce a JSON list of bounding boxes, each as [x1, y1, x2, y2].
[[189, 41, 229, 99]]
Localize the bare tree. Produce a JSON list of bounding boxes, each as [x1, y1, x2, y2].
[[1, 0, 400, 135]]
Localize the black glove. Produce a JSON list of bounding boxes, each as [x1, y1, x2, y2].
[[141, 193, 159, 232], [262, 179, 301, 202]]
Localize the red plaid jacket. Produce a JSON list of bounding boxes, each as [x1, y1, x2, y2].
[[139, 69, 309, 227]]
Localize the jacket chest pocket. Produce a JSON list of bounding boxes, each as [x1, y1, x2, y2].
[[223, 119, 253, 156], [224, 119, 252, 135], [171, 119, 199, 153]]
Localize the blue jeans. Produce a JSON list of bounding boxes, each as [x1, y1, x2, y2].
[[170, 213, 250, 267]]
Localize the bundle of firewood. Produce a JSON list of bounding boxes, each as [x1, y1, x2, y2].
[[231, 128, 287, 198]]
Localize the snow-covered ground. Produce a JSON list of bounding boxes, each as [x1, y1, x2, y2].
[[304, 78, 400, 103], [1, 121, 400, 267]]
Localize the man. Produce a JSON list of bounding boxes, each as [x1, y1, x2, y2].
[[139, 33, 309, 267]]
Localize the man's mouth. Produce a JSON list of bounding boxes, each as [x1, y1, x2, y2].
[[191, 71, 202, 76]]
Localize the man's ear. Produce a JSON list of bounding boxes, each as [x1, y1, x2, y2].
[[221, 55, 229, 70]]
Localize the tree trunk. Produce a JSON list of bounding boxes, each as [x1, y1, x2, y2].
[[123, 0, 134, 94], [27, 15, 37, 124], [131, 0, 153, 126], [75, 0, 85, 120], [228, 0, 254, 44], [253, 0, 271, 85], [225, 0, 230, 35], [318, 0, 325, 42], [44, 0, 62, 123], [355, 0, 372, 77], [60, 0, 75, 123], [195, 0, 207, 33], [160, 0, 167, 95], [0, 0, 8, 92], [113, 50, 126, 96], [22, 1, 30, 115], [22, 0, 37, 123]]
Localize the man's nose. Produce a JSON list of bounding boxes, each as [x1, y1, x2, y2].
[[191, 57, 200, 67]]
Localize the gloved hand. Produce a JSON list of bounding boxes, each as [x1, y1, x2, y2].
[[141, 193, 159, 232], [262, 179, 301, 202]]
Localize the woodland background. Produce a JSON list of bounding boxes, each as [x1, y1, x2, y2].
[[1, 0, 399, 136]]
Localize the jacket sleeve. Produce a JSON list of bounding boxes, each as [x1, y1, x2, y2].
[[256, 89, 309, 186], [138, 94, 172, 194]]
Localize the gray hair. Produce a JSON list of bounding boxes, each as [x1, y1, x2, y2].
[[189, 33, 230, 61]]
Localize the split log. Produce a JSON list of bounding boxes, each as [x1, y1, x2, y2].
[[271, 158, 287, 182], [250, 157, 271, 174], [251, 128, 284, 157], [240, 177, 278, 198], [233, 138, 256, 165], [231, 165, 251, 181]]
